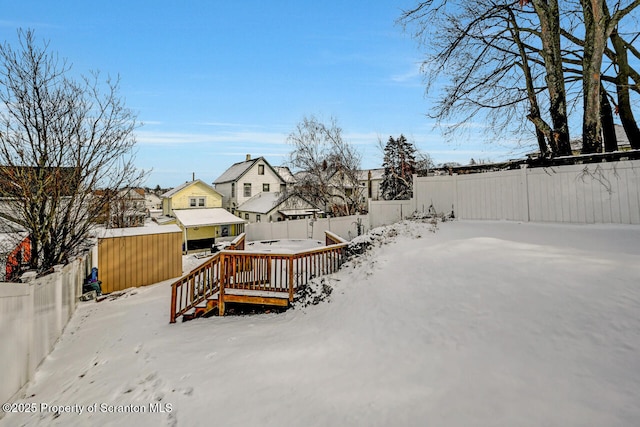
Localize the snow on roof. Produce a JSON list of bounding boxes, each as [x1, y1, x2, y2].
[[213, 158, 257, 184], [173, 208, 246, 227], [274, 166, 296, 183], [238, 192, 281, 214], [279, 208, 320, 217], [99, 224, 182, 239]]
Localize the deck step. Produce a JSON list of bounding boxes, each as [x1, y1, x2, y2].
[[182, 298, 218, 322]]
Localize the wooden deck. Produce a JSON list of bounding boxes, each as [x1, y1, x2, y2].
[[170, 232, 348, 323]]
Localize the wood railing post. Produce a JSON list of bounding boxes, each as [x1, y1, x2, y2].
[[288, 256, 294, 301], [219, 253, 226, 316], [170, 284, 177, 323]]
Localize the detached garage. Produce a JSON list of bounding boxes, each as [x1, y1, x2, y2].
[[97, 225, 182, 294]]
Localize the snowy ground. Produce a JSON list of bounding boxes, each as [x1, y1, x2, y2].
[[2, 220, 640, 427]]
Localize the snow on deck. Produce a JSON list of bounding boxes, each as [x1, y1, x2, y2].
[[244, 238, 324, 253]]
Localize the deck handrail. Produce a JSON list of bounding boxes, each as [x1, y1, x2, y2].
[[170, 232, 348, 323]]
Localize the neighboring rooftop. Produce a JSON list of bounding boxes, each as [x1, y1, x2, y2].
[[98, 224, 182, 239], [161, 179, 220, 198], [172, 208, 246, 227], [274, 166, 296, 184], [237, 192, 281, 214], [213, 155, 261, 184]]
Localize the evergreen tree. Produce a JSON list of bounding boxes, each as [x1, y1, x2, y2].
[[381, 135, 417, 200]]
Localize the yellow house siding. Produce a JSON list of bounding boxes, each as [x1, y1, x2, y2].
[[170, 181, 222, 210], [162, 198, 172, 216], [186, 225, 217, 240]]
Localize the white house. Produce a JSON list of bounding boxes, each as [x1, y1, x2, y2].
[[213, 155, 286, 214], [236, 192, 321, 223]]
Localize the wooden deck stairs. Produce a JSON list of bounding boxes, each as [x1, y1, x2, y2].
[[170, 232, 348, 323]]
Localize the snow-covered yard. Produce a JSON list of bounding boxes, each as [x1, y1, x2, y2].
[[2, 220, 639, 427]]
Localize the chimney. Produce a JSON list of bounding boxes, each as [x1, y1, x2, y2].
[[246, 154, 251, 161]]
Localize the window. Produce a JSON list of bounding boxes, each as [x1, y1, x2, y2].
[[244, 183, 251, 197], [256, 214, 261, 222], [245, 213, 249, 220], [258, 164, 264, 175], [231, 183, 235, 197], [263, 183, 270, 192], [190, 197, 205, 207]]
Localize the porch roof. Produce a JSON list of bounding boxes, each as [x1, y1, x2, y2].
[[173, 208, 246, 228]]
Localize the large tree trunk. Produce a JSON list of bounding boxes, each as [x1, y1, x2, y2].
[[580, 0, 608, 154], [508, 7, 551, 157], [611, 29, 640, 149], [531, 0, 572, 156], [582, 0, 640, 153]]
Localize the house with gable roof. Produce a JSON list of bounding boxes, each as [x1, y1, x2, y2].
[[213, 155, 286, 214], [236, 192, 321, 223], [158, 179, 245, 252]]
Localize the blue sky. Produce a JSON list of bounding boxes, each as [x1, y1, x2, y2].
[[1, 1, 528, 188]]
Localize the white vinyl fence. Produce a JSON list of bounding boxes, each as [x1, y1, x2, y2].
[[408, 159, 640, 224], [0, 256, 86, 407], [245, 214, 369, 242], [367, 200, 414, 228]]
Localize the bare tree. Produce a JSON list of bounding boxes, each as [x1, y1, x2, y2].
[[399, 0, 640, 157], [579, 0, 640, 152], [399, 1, 572, 156], [0, 29, 145, 272], [286, 116, 363, 216]]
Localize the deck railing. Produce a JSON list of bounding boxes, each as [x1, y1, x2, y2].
[[170, 232, 348, 323]]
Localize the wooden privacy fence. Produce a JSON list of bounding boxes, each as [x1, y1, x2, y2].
[[170, 232, 348, 323]]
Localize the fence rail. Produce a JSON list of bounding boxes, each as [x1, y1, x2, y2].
[[170, 232, 348, 323]]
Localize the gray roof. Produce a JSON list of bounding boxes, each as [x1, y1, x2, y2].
[[173, 208, 246, 227], [237, 192, 281, 214], [213, 158, 259, 184], [238, 192, 319, 215]]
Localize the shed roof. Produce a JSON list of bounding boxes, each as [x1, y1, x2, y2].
[[99, 224, 182, 239], [173, 208, 246, 227]]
